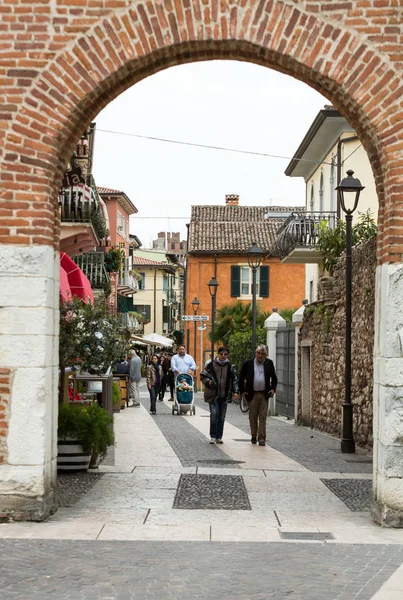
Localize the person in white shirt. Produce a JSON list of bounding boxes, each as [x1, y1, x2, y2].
[[171, 345, 196, 376]]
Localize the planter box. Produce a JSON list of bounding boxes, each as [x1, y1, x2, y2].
[[57, 438, 92, 471]]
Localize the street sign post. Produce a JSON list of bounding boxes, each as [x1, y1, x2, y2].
[[182, 315, 209, 321]]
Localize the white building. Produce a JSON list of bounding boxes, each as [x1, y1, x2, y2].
[[279, 105, 378, 302]]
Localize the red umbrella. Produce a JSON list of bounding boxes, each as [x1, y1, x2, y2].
[[60, 252, 94, 304], [60, 265, 72, 303]]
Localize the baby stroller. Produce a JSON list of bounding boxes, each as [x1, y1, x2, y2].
[[172, 373, 196, 416]]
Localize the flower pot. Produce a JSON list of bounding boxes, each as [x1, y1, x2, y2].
[[57, 438, 92, 471]]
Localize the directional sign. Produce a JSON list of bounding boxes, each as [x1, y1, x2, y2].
[[182, 315, 210, 321]]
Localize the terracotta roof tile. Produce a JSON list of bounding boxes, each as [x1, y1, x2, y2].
[[97, 186, 123, 194], [188, 205, 304, 254], [131, 256, 169, 267]]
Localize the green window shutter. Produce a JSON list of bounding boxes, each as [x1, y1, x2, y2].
[[145, 305, 151, 322], [231, 266, 240, 297], [259, 266, 269, 298], [163, 305, 169, 322]]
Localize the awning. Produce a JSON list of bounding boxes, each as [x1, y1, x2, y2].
[[142, 333, 174, 347], [130, 334, 153, 346], [60, 252, 94, 304], [60, 266, 72, 303]]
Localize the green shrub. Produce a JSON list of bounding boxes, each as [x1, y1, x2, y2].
[[112, 381, 121, 408], [58, 403, 114, 456]]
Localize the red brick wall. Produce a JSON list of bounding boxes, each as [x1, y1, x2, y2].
[[0, 369, 12, 464], [0, 0, 403, 262]]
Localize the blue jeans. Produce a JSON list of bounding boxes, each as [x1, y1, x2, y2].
[[209, 397, 227, 440], [149, 385, 159, 411]]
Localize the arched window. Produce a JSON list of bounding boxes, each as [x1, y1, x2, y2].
[[319, 172, 324, 213], [310, 183, 315, 211]]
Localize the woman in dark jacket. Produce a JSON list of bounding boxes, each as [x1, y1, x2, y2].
[[200, 346, 239, 444], [146, 354, 163, 415]]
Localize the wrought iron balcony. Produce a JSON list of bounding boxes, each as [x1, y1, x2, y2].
[[118, 272, 139, 295], [72, 252, 110, 290], [275, 211, 338, 263], [117, 312, 139, 330], [59, 184, 98, 223]]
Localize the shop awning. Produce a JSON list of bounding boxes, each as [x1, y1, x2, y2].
[[60, 252, 93, 304], [60, 266, 72, 303], [142, 333, 174, 347]]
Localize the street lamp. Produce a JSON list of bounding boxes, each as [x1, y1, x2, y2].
[[336, 169, 364, 454], [247, 241, 264, 354], [208, 276, 219, 360], [191, 297, 200, 366]]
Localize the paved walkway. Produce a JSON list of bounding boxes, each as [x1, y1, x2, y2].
[[0, 384, 403, 599]]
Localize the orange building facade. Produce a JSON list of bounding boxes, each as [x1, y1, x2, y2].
[[185, 200, 305, 371], [185, 254, 304, 370]]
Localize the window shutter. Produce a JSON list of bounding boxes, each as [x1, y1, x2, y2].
[[231, 266, 240, 297], [145, 305, 151, 322], [259, 266, 269, 298], [163, 305, 169, 322]]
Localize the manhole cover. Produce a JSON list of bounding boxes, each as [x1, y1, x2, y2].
[[279, 531, 334, 541]]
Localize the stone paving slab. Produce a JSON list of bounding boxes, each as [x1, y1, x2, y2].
[[194, 395, 373, 474], [0, 540, 402, 600]]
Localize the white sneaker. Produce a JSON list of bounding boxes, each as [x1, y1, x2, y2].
[[210, 438, 216, 444]]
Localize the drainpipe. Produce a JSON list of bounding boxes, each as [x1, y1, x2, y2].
[[336, 135, 359, 219], [154, 269, 157, 333]]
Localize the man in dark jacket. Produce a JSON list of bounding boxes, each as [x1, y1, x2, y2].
[[239, 344, 277, 446], [200, 346, 239, 444]]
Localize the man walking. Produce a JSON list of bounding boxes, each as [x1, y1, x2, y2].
[[171, 345, 196, 376], [238, 344, 277, 446], [128, 349, 141, 407]]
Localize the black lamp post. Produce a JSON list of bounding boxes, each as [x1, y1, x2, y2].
[[336, 169, 364, 454], [191, 297, 200, 366], [208, 276, 219, 360], [247, 241, 264, 354]]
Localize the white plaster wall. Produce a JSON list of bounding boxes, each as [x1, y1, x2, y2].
[[0, 245, 58, 503], [373, 262, 403, 516]]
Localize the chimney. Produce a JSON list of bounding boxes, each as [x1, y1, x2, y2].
[[225, 194, 239, 206]]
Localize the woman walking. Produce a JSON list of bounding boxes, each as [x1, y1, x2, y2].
[[146, 354, 163, 415], [200, 346, 239, 444]]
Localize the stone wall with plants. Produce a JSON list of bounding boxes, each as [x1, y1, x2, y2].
[[299, 236, 376, 448]]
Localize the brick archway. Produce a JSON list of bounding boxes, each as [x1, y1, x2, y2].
[[1, 0, 403, 525]]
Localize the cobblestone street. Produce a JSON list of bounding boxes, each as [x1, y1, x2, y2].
[[1, 385, 403, 599]]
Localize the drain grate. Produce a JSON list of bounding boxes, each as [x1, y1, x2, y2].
[[234, 439, 252, 442], [279, 531, 334, 541], [196, 459, 245, 464], [173, 474, 251, 510], [343, 459, 372, 464]]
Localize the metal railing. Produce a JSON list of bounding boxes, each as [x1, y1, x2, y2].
[[118, 273, 139, 294], [59, 184, 98, 222], [117, 312, 139, 330], [275, 211, 338, 260], [73, 252, 110, 290]]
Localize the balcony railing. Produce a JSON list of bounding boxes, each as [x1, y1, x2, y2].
[[59, 184, 98, 223], [275, 211, 338, 261], [117, 312, 139, 330], [118, 273, 139, 295], [73, 252, 110, 290]]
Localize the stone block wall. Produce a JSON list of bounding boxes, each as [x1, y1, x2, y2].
[[299, 237, 376, 449]]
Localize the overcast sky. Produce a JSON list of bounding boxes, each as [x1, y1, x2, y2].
[[92, 60, 328, 248]]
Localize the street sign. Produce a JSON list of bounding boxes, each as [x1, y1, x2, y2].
[[182, 315, 210, 321]]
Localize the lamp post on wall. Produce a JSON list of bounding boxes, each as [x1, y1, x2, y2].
[[247, 241, 264, 354], [208, 276, 219, 360], [191, 297, 200, 366], [336, 169, 364, 454]]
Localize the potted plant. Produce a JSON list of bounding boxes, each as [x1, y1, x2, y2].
[[57, 402, 115, 471]]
